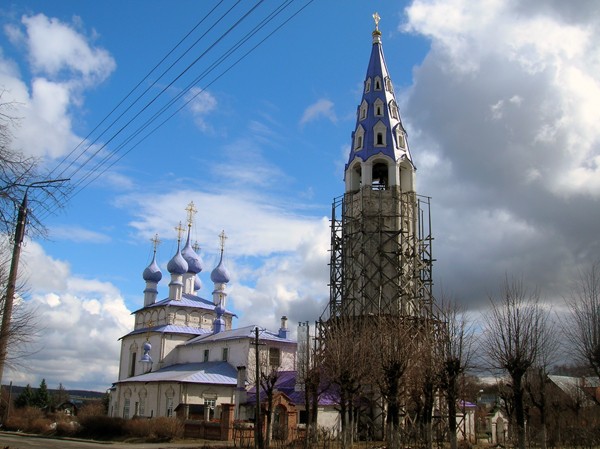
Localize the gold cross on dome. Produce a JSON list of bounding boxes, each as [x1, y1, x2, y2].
[[193, 241, 201, 252], [175, 221, 185, 241], [373, 12, 380, 31], [150, 233, 161, 252], [185, 201, 197, 227], [218, 230, 228, 252]]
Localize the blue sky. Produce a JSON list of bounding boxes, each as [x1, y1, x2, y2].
[[2, 0, 600, 391]]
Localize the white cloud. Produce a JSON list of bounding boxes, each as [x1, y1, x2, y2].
[[400, 0, 600, 305], [0, 13, 115, 159], [300, 98, 337, 126], [6, 241, 132, 391], [20, 14, 115, 84], [50, 225, 111, 243], [186, 87, 217, 132]]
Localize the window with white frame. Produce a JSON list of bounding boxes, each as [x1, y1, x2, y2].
[[359, 100, 368, 121], [374, 98, 384, 117], [222, 347, 228, 361], [123, 398, 130, 419], [389, 100, 399, 120], [374, 76, 382, 90], [269, 347, 281, 367], [166, 397, 174, 417], [385, 76, 393, 92], [374, 121, 387, 147], [354, 126, 365, 151], [205, 399, 216, 420], [365, 78, 371, 93]]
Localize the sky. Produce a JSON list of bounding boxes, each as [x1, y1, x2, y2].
[[1, 0, 599, 392]]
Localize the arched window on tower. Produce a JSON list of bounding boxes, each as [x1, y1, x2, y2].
[[374, 76, 382, 91], [372, 162, 388, 190], [374, 98, 384, 117], [354, 125, 365, 151], [365, 78, 371, 93], [385, 76, 393, 92], [348, 162, 362, 192], [389, 100, 399, 120], [374, 121, 387, 147], [395, 125, 406, 149], [359, 100, 368, 121]]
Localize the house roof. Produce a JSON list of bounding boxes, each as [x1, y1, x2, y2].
[[121, 324, 212, 339], [117, 361, 238, 385], [246, 370, 338, 407], [184, 325, 295, 346], [132, 293, 236, 316], [548, 375, 599, 406]]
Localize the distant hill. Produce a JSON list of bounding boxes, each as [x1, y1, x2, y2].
[[3, 384, 105, 400]]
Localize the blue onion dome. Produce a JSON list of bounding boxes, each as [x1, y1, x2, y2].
[[167, 244, 188, 275], [142, 255, 162, 283], [143, 340, 152, 352], [194, 276, 202, 291], [182, 237, 202, 274], [210, 252, 230, 284]]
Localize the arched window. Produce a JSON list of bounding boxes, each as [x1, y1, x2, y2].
[[385, 76, 393, 92], [365, 78, 371, 93], [395, 126, 406, 149], [374, 98, 384, 117], [374, 76, 382, 91], [359, 100, 368, 120], [373, 121, 387, 147], [372, 162, 388, 190], [354, 125, 365, 151], [389, 100, 399, 120]]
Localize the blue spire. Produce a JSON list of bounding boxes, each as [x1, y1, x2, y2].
[[346, 16, 413, 172]]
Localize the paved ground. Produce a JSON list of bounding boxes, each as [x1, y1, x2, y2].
[[0, 431, 234, 449]]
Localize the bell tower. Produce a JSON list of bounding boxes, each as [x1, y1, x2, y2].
[[327, 14, 434, 319]]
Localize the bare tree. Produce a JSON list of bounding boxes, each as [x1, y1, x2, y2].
[[369, 315, 415, 449], [482, 276, 551, 449], [525, 311, 559, 449], [320, 316, 371, 448], [0, 92, 66, 389], [564, 262, 600, 381], [439, 299, 473, 449]]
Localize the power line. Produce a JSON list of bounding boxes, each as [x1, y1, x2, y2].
[[38, 0, 315, 216], [48, 0, 229, 181]]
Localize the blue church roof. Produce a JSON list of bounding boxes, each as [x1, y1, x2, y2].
[[120, 324, 212, 339], [346, 27, 414, 171], [118, 361, 237, 385], [132, 293, 236, 316], [184, 325, 294, 346]]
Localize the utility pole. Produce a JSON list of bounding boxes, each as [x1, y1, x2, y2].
[[253, 327, 264, 449], [0, 191, 28, 391], [0, 179, 68, 393]]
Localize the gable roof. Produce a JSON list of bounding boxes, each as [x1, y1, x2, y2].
[[117, 361, 237, 385], [184, 325, 295, 346]]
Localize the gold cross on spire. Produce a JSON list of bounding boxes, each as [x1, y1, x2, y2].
[[150, 233, 161, 253], [185, 201, 197, 228], [193, 241, 200, 252], [175, 221, 185, 241], [218, 230, 228, 252], [373, 12, 380, 31]]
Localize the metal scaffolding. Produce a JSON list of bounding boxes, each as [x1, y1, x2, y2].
[[326, 186, 434, 320]]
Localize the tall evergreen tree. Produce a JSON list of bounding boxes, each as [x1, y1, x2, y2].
[[14, 384, 34, 408], [33, 378, 50, 408]]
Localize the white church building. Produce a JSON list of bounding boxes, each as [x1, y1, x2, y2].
[[108, 210, 297, 421]]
